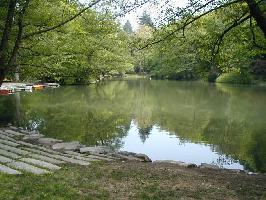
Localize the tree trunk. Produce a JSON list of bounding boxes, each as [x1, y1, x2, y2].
[[246, 0, 266, 37], [8, 0, 30, 79], [0, 69, 5, 87], [0, 0, 17, 85]]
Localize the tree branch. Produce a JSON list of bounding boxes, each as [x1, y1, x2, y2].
[[22, 0, 102, 39], [211, 13, 251, 63], [139, 0, 242, 50]]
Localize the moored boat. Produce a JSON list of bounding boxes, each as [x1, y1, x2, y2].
[[0, 87, 13, 95], [32, 84, 45, 90]]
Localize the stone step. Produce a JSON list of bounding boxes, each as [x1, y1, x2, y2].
[[20, 158, 61, 170], [30, 154, 65, 164], [0, 149, 21, 159], [0, 155, 13, 163], [0, 143, 29, 155], [18, 141, 63, 155], [8, 161, 49, 175], [51, 154, 90, 166], [4, 129, 24, 136], [8, 126, 19, 131], [0, 163, 22, 175], [23, 147, 89, 165], [0, 138, 20, 147], [0, 134, 16, 142], [72, 155, 100, 162], [65, 151, 111, 162], [86, 154, 113, 161]]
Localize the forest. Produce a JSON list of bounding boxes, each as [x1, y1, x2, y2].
[[0, 0, 265, 85]]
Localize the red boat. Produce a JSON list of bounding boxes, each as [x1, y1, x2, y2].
[[0, 88, 13, 95]]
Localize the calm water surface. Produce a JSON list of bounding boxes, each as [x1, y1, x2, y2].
[[1, 79, 266, 172]]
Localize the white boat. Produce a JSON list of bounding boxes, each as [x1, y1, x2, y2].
[[46, 83, 60, 88]]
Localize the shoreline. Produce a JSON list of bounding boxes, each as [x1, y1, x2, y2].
[[0, 125, 265, 199], [0, 125, 262, 175]]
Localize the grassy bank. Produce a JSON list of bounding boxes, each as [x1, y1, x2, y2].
[[0, 161, 265, 200]]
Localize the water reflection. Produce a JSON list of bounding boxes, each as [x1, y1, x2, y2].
[[0, 79, 266, 172], [122, 121, 243, 170]]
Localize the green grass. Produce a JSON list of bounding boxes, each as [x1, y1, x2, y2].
[[0, 162, 265, 200]]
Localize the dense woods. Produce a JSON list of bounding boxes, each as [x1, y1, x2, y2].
[[0, 0, 265, 85]]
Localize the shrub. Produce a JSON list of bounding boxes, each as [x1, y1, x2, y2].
[[216, 71, 252, 84]]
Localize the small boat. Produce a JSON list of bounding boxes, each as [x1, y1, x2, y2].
[[0, 87, 13, 95], [32, 84, 45, 90], [45, 83, 60, 88], [25, 85, 33, 92]]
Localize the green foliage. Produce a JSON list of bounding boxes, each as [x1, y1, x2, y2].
[[137, 3, 266, 83], [216, 70, 252, 84], [0, 0, 134, 84]]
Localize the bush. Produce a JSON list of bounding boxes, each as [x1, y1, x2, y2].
[[216, 71, 252, 84]]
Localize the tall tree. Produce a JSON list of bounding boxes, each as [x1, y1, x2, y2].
[[139, 11, 154, 28], [123, 20, 133, 34]]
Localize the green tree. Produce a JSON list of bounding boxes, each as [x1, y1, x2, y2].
[[123, 20, 133, 34], [139, 11, 154, 28]]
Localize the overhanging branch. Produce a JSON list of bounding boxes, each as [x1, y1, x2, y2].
[[22, 0, 102, 39], [139, 0, 242, 50]]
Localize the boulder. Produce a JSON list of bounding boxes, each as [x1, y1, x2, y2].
[[199, 163, 220, 169], [37, 138, 63, 146], [153, 160, 197, 168], [52, 141, 82, 151], [118, 151, 152, 162], [79, 146, 113, 154], [23, 134, 44, 142]]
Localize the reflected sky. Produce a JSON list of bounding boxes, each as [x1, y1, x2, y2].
[[121, 120, 243, 169]]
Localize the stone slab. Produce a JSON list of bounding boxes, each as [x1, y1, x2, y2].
[[8, 126, 18, 131], [8, 161, 49, 175], [0, 164, 22, 175], [23, 147, 88, 165], [0, 138, 19, 147], [20, 158, 61, 170], [0, 134, 16, 141], [51, 154, 90, 165], [118, 151, 152, 162], [37, 138, 63, 146], [64, 151, 101, 162], [23, 147, 62, 158], [0, 149, 21, 159], [4, 130, 24, 136], [199, 163, 220, 169], [85, 154, 113, 161], [79, 146, 112, 154], [52, 141, 81, 151], [0, 143, 29, 155], [153, 160, 197, 168], [23, 134, 44, 142], [0, 155, 13, 163], [30, 154, 65, 164]]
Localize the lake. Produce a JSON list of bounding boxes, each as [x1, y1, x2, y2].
[[1, 79, 266, 172]]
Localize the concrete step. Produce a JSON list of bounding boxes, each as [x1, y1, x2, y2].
[[0, 155, 13, 163], [4, 129, 24, 136], [0, 143, 29, 155], [23, 147, 90, 165], [0, 163, 22, 175], [0, 149, 21, 159], [30, 154, 65, 164], [20, 158, 61, 170], [8, 161, 49, 175], [0, 134, 16, 142], [0, 138, 20, 147]]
